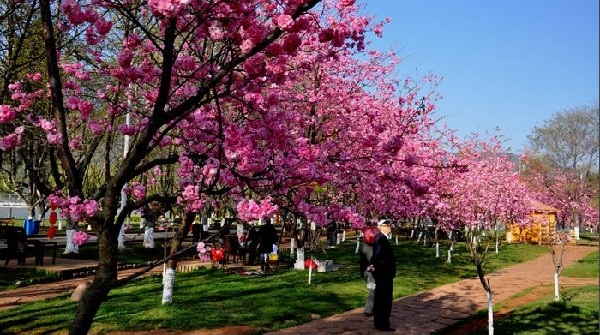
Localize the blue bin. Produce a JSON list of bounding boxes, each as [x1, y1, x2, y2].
[[23, 218, 40, 236]]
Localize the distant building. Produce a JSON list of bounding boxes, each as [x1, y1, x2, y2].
[[507, 200, 558, 244]]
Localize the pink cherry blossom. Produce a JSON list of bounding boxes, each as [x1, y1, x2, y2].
[[0, 105, 16, 123], [72, 231, 90, 246]]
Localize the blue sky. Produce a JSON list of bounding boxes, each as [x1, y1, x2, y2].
[[359, 1, 599, 152]]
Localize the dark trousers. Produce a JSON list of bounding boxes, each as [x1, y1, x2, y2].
[[327, 232, 335, 246], [373, 275, 394, 330], [246, 242, 258, 265]]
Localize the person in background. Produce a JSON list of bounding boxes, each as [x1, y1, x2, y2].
[[326, 220, 338, 248], [245, 225, 259, 265], [366, 219, 396, 332], [359, 229, 375, 317], [257, 218, 278, 270]]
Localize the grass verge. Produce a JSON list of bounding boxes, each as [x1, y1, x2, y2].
[[0, 239, 552, 334]]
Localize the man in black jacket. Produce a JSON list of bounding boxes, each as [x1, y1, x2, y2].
[[257, 219, 278, 270], [366, 219, 396, 331]]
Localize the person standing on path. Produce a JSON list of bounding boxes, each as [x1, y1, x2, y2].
[[359, 228, 376, 316], [367, 219, 396, 332]]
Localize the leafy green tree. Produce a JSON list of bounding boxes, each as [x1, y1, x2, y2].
[[524, 105, 599, 234], [527, 105, 599, 174]]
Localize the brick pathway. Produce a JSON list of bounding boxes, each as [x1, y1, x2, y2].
[[0, 245, 596, 334], [266, 245, 597, 334]]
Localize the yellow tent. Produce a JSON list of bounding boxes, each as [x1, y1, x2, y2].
[[507, 200, 558, 244]]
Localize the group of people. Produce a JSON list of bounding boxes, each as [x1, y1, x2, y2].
[[245, 217, 397, 332], [195, 216, 397, 331], [244, 219, 278, 268], [359, 219, 397, 332]]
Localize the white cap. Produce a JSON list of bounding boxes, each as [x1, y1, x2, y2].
[[377, 219, 390, 226]]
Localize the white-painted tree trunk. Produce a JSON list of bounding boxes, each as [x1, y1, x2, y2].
[[63, 229, 79, 254], [574, 226, 580, 240], [416, 231, 422, 243], [342, 230, 346, 242], [290, 238, 296, 258], [446, 248, 452, 264], [58, 216, 63, 230], [144, 226, 155, 248], [161, 268, 176, 304], [409, 229, 415, 238], [297, 247, 304, 264], [336, 232, 341, 245], [495, 235, 499, 254], [435, 242, 440, 258], [487, 290, 494, 335], [117, 224, 126, 250], [554, 271, 560, 301], [355, 231, 362, 253]]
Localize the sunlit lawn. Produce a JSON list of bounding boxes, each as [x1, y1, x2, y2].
[[0, 238, 561, 334], [470, 285, 599, 335], [440, 243, 599, 335]]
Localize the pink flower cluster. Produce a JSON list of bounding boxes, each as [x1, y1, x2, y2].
[[177, 184, 204, 213], [48, 193, 99, 223], [0, 126, 23, 151], [123, 182, 147, 201], [236, 197, 279, 222], [148, 0, 190, 18], [297, 202, 328, 227], [72, 230, 89, 246], [196, 242, 212, 262], [0, 105, 16, 123]]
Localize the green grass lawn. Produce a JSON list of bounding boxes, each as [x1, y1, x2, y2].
[[440, 244, 599, 335], [470, 285, 599, 335], [0, 239, 557, 334], [562, 250, 599, 278]]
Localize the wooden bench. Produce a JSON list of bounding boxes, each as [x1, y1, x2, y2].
[[0, 225, 57, 266]]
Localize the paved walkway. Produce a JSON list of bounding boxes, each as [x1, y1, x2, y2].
[[266, 245, 597, 335], [0, 245, 597, 334]]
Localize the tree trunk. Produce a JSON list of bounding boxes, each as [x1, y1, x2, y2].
[[475, 262, 494, 335], [554, 271, 560, 301], [70, 224, 119, 334], [144, 226, 155, 248], [161, 211, 195, 304], [118, 224, 127, 250], [290, 237, 296, 258], [162, 267, 176, 304], [487, 290, 494, 335], [64, 229, 79, 254]]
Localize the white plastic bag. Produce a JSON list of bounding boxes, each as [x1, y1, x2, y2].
[[366, 272, 376, 290]]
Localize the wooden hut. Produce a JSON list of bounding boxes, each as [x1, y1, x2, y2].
[[506, 200, 558, 244]]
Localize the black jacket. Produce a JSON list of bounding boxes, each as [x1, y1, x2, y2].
[[257, 222, 278, 253], [370, 233, 396, 279]]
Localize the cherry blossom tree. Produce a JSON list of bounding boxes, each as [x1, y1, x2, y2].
[[0, 0, 380, 333], [524, 105, 599, 238], [519, 156, 599, 303], [433, 133, 530, 334]]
